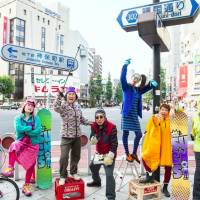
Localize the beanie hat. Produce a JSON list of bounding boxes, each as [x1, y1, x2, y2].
[[22, 97, 36, 113], [95, 108, 106, 117], [66, 86, 76, 94], [65, 86, 78, 100]]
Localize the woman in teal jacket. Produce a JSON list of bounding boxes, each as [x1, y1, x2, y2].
[[192, 97, 200, 200], [2, 97, 41, 197]]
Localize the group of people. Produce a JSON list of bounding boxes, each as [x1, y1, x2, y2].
[[1, 59, 200, 200]]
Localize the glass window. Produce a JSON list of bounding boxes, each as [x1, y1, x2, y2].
[[60, 35, 64, 54], [9, 63, 24, 100], [48, 20, 50, 25], [24, 9, 26, 15], [13, 18, 25, 46], [43, 18, 45, 23], [37, 15, 40, 21], [41, 27, 46, 51], [10, 19, 14, 44]]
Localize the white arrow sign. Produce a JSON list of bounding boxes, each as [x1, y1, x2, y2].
[[0, 44, 78, 71], [117, 0, 199, 32]]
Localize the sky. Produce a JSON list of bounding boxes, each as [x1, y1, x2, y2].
[[37, 0, 182, 80]]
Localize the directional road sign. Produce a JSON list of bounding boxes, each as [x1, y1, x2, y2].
[[0, 44, 78, 71], [117, 0, 199, 32]]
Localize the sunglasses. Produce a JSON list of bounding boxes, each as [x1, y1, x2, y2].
[[95, 115, 104, 120]]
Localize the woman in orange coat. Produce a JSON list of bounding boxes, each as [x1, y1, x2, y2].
[[140, 103, 172, 198]]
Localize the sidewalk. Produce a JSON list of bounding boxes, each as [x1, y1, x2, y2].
[[15, 173, 194, 200], [2, 142, 195, 199]]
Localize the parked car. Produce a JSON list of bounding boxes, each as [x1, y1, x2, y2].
[[143, 103, 150, 111], [10, 103, 19, 110], [0, 102, 11, 110]]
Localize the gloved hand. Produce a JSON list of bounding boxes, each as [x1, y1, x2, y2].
[[124, 58, 131, 66], [103, 151, 115, 166], [90, 136, 98, 145], [58, 87, 64, 97], [150, 80, 158, 88]]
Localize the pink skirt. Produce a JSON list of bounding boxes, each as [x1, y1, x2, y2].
[[9, 136, 39, 170]]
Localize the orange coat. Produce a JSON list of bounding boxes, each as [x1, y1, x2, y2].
[[142, 115, 172, 171]]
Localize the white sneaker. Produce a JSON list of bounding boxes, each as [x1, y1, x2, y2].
[[59, 178, 66, 185], [70, 174, 80, 180]]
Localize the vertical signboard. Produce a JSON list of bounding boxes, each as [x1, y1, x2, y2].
[[178, 65, 188, 98], [3, 16, 7, 45]]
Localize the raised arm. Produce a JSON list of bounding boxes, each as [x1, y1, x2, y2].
[[139, 80, 158, 94], [53, 87, 65, 113], [120, 59, 131, 91]]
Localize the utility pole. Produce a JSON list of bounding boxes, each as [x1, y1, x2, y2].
[[153, 0, 161, 182]]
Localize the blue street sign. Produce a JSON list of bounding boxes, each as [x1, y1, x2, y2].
[[0, 44, 78, 71], [117, 0, 199, 32]]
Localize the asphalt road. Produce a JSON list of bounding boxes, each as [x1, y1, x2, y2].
[[0, 107, 193, 141]]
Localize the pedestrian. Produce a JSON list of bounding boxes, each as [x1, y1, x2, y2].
[[140, 103, 172, 198], [192, 97, 200, 200], [120, 58, 158, 163], [53, 86, 91, 185], [1, 97, 42, 197], [87, 108, 118, 200]]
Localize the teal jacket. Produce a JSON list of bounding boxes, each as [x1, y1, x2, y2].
[[15, 114, 42, 145]]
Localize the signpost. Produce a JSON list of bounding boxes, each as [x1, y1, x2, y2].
[[0, 44, 78, 72], [117, 0, 199, 32], [117, 0, 199, 183]]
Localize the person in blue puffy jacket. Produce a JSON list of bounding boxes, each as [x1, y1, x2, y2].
[[120, 59, 158, 163]]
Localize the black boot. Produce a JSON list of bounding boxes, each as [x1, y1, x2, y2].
[[87, 181, 101, 187], [139, 172, 154, 184], [162, 184, 170, 197]]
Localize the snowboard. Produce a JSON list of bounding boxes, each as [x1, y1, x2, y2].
[[170, 110, 190, 200], [36, 108, 52, 189]]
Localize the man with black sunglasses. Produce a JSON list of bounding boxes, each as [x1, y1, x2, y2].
[[87, 108, 118, 200]]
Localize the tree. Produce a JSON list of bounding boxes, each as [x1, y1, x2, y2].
[[0, 76, 14, 101], [88, 77, 96, 107], [160, 67, 167, 102], [88, 74, 103, 107], [95, 74, 103, 106], [143, 91, 153, 105], [114, 82, 122, 105], [105, 73, 113, 103]]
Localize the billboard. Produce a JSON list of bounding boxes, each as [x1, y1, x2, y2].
[[24, 74, 80, 97]]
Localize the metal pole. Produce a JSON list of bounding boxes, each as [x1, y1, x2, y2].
[[153, 0, 161, 182], [153, 44, 160, 114]]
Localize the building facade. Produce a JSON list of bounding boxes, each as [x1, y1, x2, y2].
[[0, 0, 91, 101]]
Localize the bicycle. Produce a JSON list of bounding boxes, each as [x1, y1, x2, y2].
[[0, 136, 20, 200]]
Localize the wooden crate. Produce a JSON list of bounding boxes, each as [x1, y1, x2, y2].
[[128, 179, 161, 200]]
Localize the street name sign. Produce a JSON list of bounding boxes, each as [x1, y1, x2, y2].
[[117, 0, 199, 32], [0, 44, 78, 71]]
